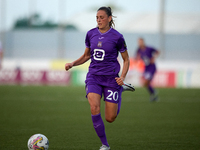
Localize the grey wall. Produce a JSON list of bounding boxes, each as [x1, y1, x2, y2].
[[2, 29, 200, 61]]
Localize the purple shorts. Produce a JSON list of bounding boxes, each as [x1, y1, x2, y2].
[[85, 74, 123, 104], [143, 65, 156, 80]]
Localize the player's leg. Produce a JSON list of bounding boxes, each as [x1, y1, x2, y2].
[[148, 79, 159, 102], [88, 92, 101, 115], [143, 79, 154, 94], [143, 70, 155, 94], [85, 74, 110, 149], [143, 72, 158, 102], [87, 92, 109, 148], [96, 101, 117, 150], [104, 86, 122, 122], [105, 101, 118, 123]]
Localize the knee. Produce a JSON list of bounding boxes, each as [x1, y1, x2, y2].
[[143, 83, 148, 87], [90, 105, 100, 115], [105, 115, 117, 123], [143, 80, 149, 87], [87, 93, 101, 115]]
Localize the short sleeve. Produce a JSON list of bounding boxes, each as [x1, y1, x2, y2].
[[85, 32, 90, 48], [150, 47, 157, 54], [117, 35, 127, 53]]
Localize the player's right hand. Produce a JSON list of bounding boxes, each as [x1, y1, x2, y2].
[[65, 63, 73, 71], [115, 77, 124, 86]]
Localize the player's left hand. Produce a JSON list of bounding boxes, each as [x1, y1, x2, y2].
[[115, 77, 124, 86]]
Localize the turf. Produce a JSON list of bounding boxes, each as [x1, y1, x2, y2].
[[0, 85, 200, 150]]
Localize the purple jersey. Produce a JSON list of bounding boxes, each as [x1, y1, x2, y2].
[[85, 27, 127, 75], [137, 46, 157, 71]]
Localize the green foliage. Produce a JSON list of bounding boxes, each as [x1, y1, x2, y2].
[[13, 13, 77, 30], [0, 86, 200, 149]]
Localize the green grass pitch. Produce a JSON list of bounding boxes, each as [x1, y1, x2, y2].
[[0, 85, 200, 150]]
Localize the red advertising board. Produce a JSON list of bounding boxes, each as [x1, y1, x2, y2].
[[0, 69, 71, 85], [152, 71, 176, 87]]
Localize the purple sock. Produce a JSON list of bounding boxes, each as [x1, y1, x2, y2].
[[91, 113, 109, 147], [117, 97, 122, 115], [148, 85, 155, 94], [117, 87, 123, 115]]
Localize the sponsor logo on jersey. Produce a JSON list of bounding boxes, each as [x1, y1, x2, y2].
[[99, 37, 104, 40]]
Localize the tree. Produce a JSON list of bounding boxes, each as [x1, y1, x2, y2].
[[13, 13, 77, 30]]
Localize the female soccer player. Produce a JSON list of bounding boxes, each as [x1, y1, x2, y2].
[[65, 6, 133, 150], [135, 38, 160, 102]]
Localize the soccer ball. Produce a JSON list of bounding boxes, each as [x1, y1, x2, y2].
[[27, 134, 49, 150]]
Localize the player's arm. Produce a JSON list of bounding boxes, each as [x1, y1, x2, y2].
[[154, 50, 160, 58], [135, 50, 141, 61], [150, 49, 160, 64], [115, 50, 130, 86], [65, 47, 91, 71]]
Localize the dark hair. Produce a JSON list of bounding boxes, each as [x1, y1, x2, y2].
[[97, 6, 115, 28]]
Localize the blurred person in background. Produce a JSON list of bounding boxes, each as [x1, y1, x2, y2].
[[65, 6, 134, 150], [0, 40, 3, 70], [135, 38, 160, 102]]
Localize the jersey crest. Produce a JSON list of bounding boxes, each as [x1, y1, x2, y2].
[[97, 41, 102, 47]]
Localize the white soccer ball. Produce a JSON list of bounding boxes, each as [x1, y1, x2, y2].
[[27, 133, 49, 150]]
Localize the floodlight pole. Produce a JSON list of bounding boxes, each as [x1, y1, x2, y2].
[[0, 0, 6, 50], [159, 0, 165, 59], [58, 0, 66, 59], [28, 0, 37, 26]]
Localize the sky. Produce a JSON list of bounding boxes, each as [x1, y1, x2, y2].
[[0, 0, 200, 31]]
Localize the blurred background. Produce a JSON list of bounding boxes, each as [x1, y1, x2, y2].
[[0, 0, 200, 87]]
